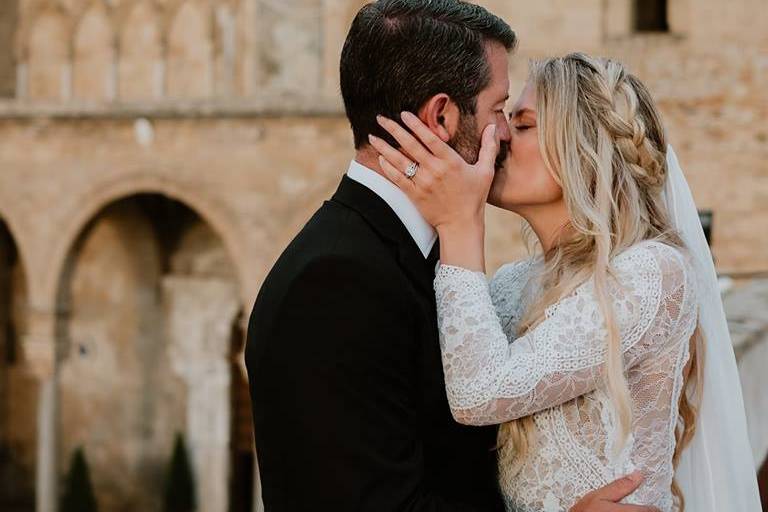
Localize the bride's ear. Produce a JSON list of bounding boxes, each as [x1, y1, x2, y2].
[[418, 93, 460, 143]]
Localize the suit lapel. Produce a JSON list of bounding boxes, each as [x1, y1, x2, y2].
[[331, 175, 435, 295]]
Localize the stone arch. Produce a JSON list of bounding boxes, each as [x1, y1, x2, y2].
[[259, 0, 321, 94], [166, 1, 213, 98], [0, 206, 30, 295], [0, 0, 19, 98], [44, 173, 250, 313], [0, 217, 34, 511], [234, 0, 256, 96], [72, 2, 115, 100], [118, 1, 161, 100], [320, 0, 368, 96], [212, 1, 238, 96], [55, 192, 249, 512], [27, 10, 70, 100]]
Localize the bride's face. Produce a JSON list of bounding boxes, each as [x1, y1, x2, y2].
[[488, 82, 563, 213]]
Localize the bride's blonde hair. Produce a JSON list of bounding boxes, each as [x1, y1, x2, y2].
[[497, 53, 704, 510]]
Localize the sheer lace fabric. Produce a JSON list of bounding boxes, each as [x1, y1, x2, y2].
[[434, 241, 698, 511]]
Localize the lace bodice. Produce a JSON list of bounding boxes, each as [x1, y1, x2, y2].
[[434, 240, 698, 512]]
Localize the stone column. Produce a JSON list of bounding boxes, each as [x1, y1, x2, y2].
[[214, 4, 237, 96], [164, 276, 239, 512], [23, 307, 60, 512], [35, 376, 57, 512]]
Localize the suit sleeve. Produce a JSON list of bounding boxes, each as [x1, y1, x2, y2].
[[266, 254, 481, 512]]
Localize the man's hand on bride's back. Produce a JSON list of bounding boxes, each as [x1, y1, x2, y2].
[[569, 473, 661, 512]]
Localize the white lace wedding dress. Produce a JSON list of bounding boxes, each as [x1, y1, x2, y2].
[[433, 240, 698, 512]]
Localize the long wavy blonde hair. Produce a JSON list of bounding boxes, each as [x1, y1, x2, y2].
[[496, 53, 704, 510]]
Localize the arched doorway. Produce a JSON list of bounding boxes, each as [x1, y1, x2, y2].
[[55, 193, 253, 512], [0, 219, 34, 511]]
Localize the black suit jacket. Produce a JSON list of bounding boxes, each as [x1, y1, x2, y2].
[[246, 175, 503, 511]]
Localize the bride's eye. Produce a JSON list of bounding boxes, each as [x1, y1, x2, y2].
[[515, 125, 532, 131]]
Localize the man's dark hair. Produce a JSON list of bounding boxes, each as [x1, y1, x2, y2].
[[340, 0, 517, 149]]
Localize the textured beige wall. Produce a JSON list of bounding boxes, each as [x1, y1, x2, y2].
[[0, 0, 763, 303], [0, 0, 765, 509]]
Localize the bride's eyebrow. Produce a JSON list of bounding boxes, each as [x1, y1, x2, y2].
[[510, 107, 535, 120]]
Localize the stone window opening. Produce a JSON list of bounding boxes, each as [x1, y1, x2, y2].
[[634, 0, 669, 32]]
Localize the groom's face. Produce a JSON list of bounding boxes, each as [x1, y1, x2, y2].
[[449, 42, 512, 168]]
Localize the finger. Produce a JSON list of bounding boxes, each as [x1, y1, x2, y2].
[[476, 123, 499, 172], [378, 155, 417, 196], [376, 115, 437, 167], [570, 498, 658, 512], [592, 472, 644, 502], [400, 111, 454, 160], [368, 134, 415, 175], [600, 505, 660, 512]]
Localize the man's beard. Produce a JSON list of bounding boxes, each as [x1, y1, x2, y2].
[[449, 114, 509, 172]]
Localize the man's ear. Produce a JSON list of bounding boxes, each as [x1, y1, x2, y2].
[[417, 93, 460, 143]]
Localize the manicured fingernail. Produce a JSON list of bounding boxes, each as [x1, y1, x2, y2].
[[376, 115, 386, 125], [378, 155, 385, 166], [368, 133, 377, 144], [490, 125, 497, 136], [401, 111, 416, 121], [627, 471, 643, 484]]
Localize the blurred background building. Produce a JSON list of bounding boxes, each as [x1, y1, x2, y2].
[[0, 0, 765, 511]]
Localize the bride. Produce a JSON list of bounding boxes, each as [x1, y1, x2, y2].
[[368, 53, 761, 511]]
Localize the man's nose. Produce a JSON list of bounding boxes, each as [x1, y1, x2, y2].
[[496, 118, 511, 142]]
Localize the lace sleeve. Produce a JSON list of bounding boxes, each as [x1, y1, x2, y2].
[[433, 241, 692, 427], [622, 245, 698, 509]]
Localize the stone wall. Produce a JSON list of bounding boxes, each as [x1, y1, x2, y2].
[[0, 0, 763, 287], [0, 1, 765, 510], [0, 0, 18, 98]]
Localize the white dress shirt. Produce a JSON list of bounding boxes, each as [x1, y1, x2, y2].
[[346, 159, 437, 258]]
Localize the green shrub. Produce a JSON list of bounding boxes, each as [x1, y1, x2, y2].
[[163, 432, 196, 512], [60, 446, 98, 512]]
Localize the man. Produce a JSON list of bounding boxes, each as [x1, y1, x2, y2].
[[246, 1, 655, 510]]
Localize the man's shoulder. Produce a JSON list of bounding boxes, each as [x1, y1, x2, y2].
[[260, 200, 401, 296], [284, 199, 393, 266]]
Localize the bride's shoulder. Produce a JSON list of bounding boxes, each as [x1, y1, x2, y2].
[[614, 239, 693, 286], [617, 239, 688, 264], [490, 256, 538, 290]]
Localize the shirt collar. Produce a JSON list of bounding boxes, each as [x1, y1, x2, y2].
[[346, 159, 437, 258]]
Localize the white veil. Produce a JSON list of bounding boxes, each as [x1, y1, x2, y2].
[[663, 145, 762, 511]]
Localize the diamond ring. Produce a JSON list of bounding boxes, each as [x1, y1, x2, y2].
[[405, 162, 419, 179]]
